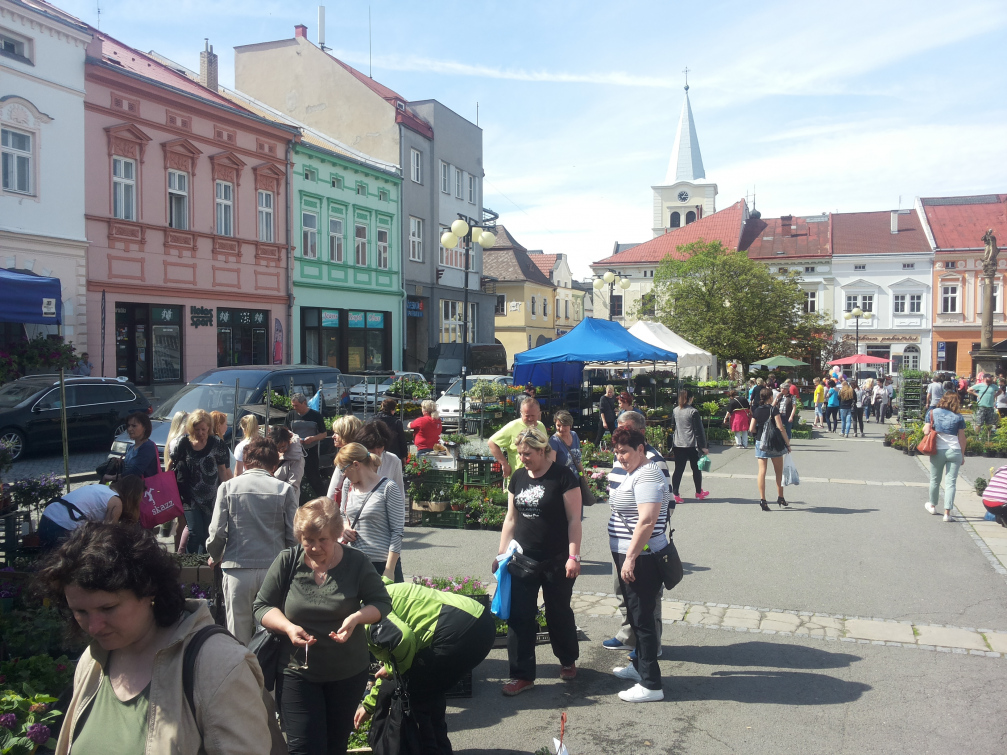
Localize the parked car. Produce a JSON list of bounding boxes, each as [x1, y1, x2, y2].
[[0, 375, 151, 461], [108, 365, 347, 463], [425, 343, 508, 395], [435, 375, 513, 430], [347, 371, 427, 410]]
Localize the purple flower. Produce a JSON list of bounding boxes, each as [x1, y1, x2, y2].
[[26, 723, 51, 744], [0, 713, 16, 729]]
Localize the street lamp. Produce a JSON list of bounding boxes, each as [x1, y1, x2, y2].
[[441, 212, 498, 432], [593, 269, 631, 320], [843, 306, 873, 357]]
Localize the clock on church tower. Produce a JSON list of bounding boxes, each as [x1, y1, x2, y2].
[[677, 190, 690, 202]]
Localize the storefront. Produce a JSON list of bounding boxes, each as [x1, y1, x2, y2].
[[115, 303, 183, 385], [216, 307, 273, 368], [840, 332, 928, 374], [300, 306, 392, 373]]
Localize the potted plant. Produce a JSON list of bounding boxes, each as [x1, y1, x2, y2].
[[427, 486, 450, 513], [0, 686, 63, 754], [976, 476, 989, 496], [7, 473, 65, 545]]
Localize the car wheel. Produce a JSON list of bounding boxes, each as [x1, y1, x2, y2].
[[0, 428, 27, 462], [113, 421, 128, 438]]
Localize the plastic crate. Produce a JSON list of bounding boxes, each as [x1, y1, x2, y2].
[[420, 510, 466, 529], [462, 457, 503, 486], [422, 469, 461, 487], [0, 510, 29, 567]]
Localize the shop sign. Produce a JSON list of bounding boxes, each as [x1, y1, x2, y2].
[[152, 306, 179, 324], [407, 300, 424, 318], [41, 298, 56, 318], [190, 306, 213, 328], [321, 310, 340, 328], [218, 309, 267, 326], [348, 311, 365, 328], [366, 312, 384, 328], [840, 334, 920, 343]]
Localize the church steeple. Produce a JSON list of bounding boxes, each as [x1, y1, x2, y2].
[[664, 70, 706, 184]]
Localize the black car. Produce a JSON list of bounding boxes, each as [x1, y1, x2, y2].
[[0, 376, 151, 461]]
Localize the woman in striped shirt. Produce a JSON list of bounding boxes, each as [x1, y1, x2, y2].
[[607, 426, 671, 703], [983, 466, 1007, 527]]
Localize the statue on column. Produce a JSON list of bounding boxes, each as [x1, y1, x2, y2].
[[982, 229, 999, 277], [980, 229, 1000, 352]]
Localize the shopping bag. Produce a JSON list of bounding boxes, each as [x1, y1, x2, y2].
[[916, 430, 938, 456], [308, 390, 322, 412], [697, 454, 711, 473], [782, 453, 800, 487], [491, 556, 512, 620], [138, 469, 185, 528]]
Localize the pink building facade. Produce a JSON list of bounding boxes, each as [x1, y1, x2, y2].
[[83, 33, 295, 390]]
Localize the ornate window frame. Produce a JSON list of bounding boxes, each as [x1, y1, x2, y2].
[[0, 96, 51, 201]]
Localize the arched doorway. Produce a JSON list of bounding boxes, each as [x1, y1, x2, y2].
[[535, 335, 552, 347], [902, 344, 920, 371]]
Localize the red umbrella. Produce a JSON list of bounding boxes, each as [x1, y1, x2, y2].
[[828, 355, 892, 365]]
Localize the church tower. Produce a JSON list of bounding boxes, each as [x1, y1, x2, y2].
[[651, 71, 717, 237]]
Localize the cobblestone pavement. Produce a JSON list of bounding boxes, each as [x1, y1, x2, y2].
[[7, 448, 108, 480]]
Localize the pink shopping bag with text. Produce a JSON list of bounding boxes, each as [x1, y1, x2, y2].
[[138, 470, 185, 529]]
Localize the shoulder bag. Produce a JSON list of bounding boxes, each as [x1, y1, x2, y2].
[[369, 659, 423, 755], [247, 545, 302, 692], [760, 410, 788, 453], [138, 470, 185, 528], [614, 508, 682, 590], [917, 429, 938, 456]]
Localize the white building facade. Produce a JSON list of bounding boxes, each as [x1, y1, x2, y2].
[[0, 0, 91, 347]]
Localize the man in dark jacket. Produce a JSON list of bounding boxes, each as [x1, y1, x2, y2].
[[596, 384, 617, 444], [285, 392, 329, 498]]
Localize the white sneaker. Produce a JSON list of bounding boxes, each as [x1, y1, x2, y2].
[[613, 665, 642, 682], [924, 502, 937, 515], [618, 683, 664, 703], [944, 511, 953, 522]]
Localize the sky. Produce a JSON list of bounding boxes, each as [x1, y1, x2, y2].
[[58, 0, 1007, 279]]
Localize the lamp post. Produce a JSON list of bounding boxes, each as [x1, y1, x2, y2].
[[440, 213, 497, 432], [592, 269, 632, 320], [843, 306, 873, 365]]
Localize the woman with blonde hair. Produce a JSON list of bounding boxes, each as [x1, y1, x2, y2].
[[233, 413, 261, 476], [409, 399, 442, 455], [254, 497, 391, 754], [334, 442, 405, 581], [163, 410, 189, 471], [330, 414, 363, 450], [838, 382, 856, 437], [170, 408, 231, 553]]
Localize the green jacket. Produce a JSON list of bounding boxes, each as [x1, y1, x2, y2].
[[362, 579, 485, 712]]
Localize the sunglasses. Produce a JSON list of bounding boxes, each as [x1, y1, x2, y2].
[[290, 643, 309, 670], [339, 461, 356, 474]]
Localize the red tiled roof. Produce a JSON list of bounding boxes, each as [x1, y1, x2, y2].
[[830, 210, 928, 255], [920, 194, 1007, 251], [593, 200, 747, 266], [528, 254, 559, 277], [326, 54, 434, 140], [741, 213, 831, 259]]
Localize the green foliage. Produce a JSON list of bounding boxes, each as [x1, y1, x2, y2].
[[976, 477, 989, 496], [0, 336, 78, 385], [6, 474, 64, 525], [265, 389, 292, 411], [580, 441, 613, 467], [411, 575, 488, 596], [583, 469, 609, 502], [464, 379, 500, 403], [386, 377, 431, 400], [0, 606, 87, 660], [0, 655, 75, 699], [645, 426, 669, 454], [347, 716, 371, 750], [0, 685, 63, 754]]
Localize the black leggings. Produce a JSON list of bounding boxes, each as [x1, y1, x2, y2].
[[853, 407, 864, 433], [281, 668, 368, 755], [672, 446, 701, 496], [825, 406, 840, 431]]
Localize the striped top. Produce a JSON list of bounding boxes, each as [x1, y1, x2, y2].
[[984, 467, 1007, 506], [607, 461, 671, 554], [342, 478, 406, 562]]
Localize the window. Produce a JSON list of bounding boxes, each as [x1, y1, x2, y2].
[[611, 295, 624, 317], [685, 210, 696, 224], [543, 299, 549, 318], [166, 170, 189, 229], [804, 266, 815, 273], [941, 285, 958, 313], [903, 263, 915, 270], [910, 294, 922, 314], [409, 217, 423, 261], [331, 176, 342, 189], [355, 224, 367, 266], [410, 149, 422, 183], [257, 190, 274, 242], [302, 212, 318, 259], [440, 300, 476, 343], [215, 180, 233, 236], [861, 295, 873, 313], [845, 295, 858, 312], [1, 31, 29, 63], [530, 296, 537, 316], [439, 228, 464, 269], [303, 167, 316, 181], [378, 189, 389, 201], [854, 264, 866, 271], [527, 334, 532, 350], [495, 295, 506, 315], [112, 157, 136, 220], [564, 300, 570, 320], [556, 298, 560, 318], [804, 291, 817, 313], [356, 183, 367, 196], [440, 162, 449, 193], [945, 261, 957, 269], [894, 294, 906, 313], [377, 229, 389, 269], [1, 128, 32, 194], [454, 168, 463, 198], [329, 218, 344, 262], [468, 175, 476, 203], [669, 211, 680, 228], [979, 282, 1001, 314]]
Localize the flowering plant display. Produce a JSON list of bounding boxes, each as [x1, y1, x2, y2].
[[0, 336, 77, 385], [412, 575, 488, 596], [0, 582, 20, 600], [583, 469, 609, 502], [385, 377, 431, 400], [0, 655, 75, 701], [403, 455, 432, 478], [6, 475, 64, 532], [0, 685, 62, 754], [183, 583, 211, 600]]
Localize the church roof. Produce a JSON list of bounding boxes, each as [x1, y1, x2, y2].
[[831, 210, 929, 256], [592, 200, 747, 267], [742, 213, 832, 259], [664, 87, 706, 184], [918, 194, 1007, 251]]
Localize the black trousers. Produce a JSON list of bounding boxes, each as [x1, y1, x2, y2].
[[825, 406, 840, 431], [853, 407, 865, 433], [613, 551, 663, 690], [282, 668, 368, 755], [671, 446, 701, 496], [596, 417, 613, 445], [508, 553, 578, 681], [303, 451, 327, 501], [404, 608, 496, 754]]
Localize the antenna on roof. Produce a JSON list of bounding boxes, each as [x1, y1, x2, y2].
[[318, 6, 329, 52], [476, 102, 479, 126], [96, 0, 101, 29]]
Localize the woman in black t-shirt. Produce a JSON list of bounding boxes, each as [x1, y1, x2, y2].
[[494, 427, 582, 696], [749, 387, 792, 512]]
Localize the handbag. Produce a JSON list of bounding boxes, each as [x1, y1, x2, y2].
[[507, 551, 546, 581], [247, 545, 301, 692], [369, 663, 423, 755], [917, 430, 938, 456], [95, 456, 123, 480], [615, 509, 683, 590], [760, 411, 788, 453], [578, 475, 596, 507], [138, 469, 185, 528]]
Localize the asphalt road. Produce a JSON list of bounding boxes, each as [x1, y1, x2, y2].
[[403, 418, 1007, 754]]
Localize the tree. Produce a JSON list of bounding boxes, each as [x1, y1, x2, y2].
[[649, 240, 835, 370]]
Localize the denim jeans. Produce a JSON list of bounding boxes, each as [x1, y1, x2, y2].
[[184, 507, 210, 554], [929, 447, 963, 510], [840, 408, 852, 434]]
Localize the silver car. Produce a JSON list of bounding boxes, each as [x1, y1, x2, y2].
[[435, 375, 513, 430]]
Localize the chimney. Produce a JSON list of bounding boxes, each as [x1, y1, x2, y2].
[[294, 24, 308, 38], [891, 210, 899, 234], [199, 39, 218, 91]]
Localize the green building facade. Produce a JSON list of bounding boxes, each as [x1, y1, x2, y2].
[[291, 138, 403, 372]]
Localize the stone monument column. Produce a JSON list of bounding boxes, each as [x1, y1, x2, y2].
[[973, 229, 1000, 375]]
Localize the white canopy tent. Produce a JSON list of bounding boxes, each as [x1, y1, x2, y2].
[[628, 321, 715, 379]]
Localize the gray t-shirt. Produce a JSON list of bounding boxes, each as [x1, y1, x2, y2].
[[927, 382, 945, 406]]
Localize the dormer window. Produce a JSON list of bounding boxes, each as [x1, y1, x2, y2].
[[396, 101, 405, 111]]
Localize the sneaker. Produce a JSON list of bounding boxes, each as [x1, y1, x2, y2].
[[924, 502, 937, 515], [602, 638, 632, 650], [943, 511, 953, 522], [696, 490, 710, 500], [628, 648, 663, 662], [618, 684, 664, 703], [613, 665, 642, 681], [560, 664, 577, 680], [673, 494, 684, 505], [502, 679, 534, 696]]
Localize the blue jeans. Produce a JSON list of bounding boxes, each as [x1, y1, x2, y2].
[[929, 448, 962, 510], [840, 408, 852, 434], [185, 507, 210, 554]]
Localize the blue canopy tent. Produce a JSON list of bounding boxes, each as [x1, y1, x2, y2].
[[0, 269, 68, 491]]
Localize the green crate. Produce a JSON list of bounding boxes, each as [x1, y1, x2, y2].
[[422, 469, 461, 486], [421, 510, 467, 529], [462, 458, 504, 486]]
